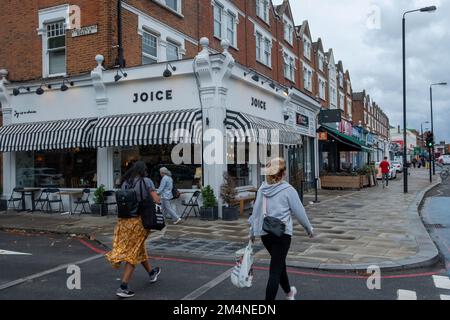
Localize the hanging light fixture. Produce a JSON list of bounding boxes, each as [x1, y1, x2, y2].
[[163, 63, 177, 78], [60, 79, 75, 92], [12, 86, 30, 96], [114, 68, 128, 82]]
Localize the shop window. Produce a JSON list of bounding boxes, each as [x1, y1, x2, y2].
[[46, 20, 66, 76], [227, 141, 251, 187], [118, 145, 201, 189], [142, 31, 158, 65], [15, 149, 97, 189]]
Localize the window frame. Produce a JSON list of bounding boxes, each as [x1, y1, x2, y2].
[[152, 0, 183, 16], [283, 17, 294, 46], [283, 52, 295, 82], [46, 20, 67, 76], [142, 30, 159, 65], [212, 1, 238, 48], [256, 0, 270, 24], [166, 39, 181, 62]]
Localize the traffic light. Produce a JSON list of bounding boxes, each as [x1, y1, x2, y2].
[[426, 132, 434, 148]]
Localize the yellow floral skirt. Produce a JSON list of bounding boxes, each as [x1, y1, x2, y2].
[[105, 217, 151, 269]]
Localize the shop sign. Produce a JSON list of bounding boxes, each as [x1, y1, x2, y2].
[[251, 97, 267, 110], [318, 132, 328, 141], [296, 113, 309, 127], [14, 110, 37, 119], [71, 25, 98, 38], [132, 90, 173, 103]]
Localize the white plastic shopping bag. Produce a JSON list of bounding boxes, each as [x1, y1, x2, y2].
[[231, 241, 254, 288]]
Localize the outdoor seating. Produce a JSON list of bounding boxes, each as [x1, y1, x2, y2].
[[180, 190, 200, 220], [45, 188, 65, 213], [73, 189, 91, 215], [103, 190, 117, 215], [7, 187, 23, 211], [34, 188, 51, 212]]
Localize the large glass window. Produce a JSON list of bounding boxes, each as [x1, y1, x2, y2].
[[117, 145, 201, 189], [16, 149, 97, 188], [46, 20, 66, 75]]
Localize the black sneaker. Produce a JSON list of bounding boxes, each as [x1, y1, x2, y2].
[[149, 267, 161, 283], [116, 287, 135, 298]]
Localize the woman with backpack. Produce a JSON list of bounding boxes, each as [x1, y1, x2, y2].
[[105, 161, 162, 299], [249, 157, 314, 301], [157, 167, 182, 225]]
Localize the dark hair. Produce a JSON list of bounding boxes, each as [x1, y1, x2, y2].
[[121, 161, 148, 185], [384, 157, 388, 160]]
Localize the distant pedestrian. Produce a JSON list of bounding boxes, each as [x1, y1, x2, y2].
[[106, 161, 162, 299], [249, 157, 314, 301], [379, 157, 390, 188], [412, 158, 417, 168], [157, 167, 182, 225], [421, 157, 426, 168]]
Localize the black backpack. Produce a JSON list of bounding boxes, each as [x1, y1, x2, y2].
[[116, 180, 139, 219]]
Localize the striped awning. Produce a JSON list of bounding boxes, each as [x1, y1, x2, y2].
[[0, 118, 97, 152], [91, 109, 203, 147], [225, 110, 303, 145]]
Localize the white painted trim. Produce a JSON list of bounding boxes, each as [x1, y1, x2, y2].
[[152, 0, 184, 17], [122, 2, 197, 47], [37, 5, 69, 78]]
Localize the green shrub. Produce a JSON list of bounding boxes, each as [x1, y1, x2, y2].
[[201, 185, 217, 208], [93, 184, 106, 204]]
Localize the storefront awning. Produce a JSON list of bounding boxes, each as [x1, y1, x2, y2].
[[318, 125, 372, 152], [225, 110, 303, 145], [90, 109, 202, 147], [0, 118, 97, 152]]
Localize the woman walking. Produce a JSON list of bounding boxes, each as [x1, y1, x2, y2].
[[157, 167, 182, 225], [106, 161, 162, 298], [249, 157, 314, 301]]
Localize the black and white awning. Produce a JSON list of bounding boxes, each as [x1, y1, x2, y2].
[[91, 109, 203, 147], [0, 118, 97, 152], [225, 110, 303, 145]]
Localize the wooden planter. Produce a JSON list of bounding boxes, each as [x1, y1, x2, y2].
[[320, 175, 363, 190], [361, 175, 370, 187]]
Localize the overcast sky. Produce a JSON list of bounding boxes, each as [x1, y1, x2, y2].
[[274, 0, 450, 142]]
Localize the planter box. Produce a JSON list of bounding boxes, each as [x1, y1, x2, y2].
[[320, 175, 362, 190], [200, 206, 218, 221], [91, 203, 108, 216], [222, 206, 239, 221], [361, 175, 370, 187]]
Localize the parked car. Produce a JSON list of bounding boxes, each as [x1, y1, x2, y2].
[[391, 161, 403, 173], [375, 162, 397, 180], [438, 155, 450, 165]]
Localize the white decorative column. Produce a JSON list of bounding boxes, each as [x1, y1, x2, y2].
[[0, 69, 15, 198], [91, 55, 113, 189], [194, 38, 235, 218]]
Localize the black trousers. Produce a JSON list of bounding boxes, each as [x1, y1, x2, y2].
[[261, 233, 292, 301]]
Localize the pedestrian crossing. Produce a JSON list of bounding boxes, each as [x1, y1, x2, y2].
[[397, 275, 450, 300]]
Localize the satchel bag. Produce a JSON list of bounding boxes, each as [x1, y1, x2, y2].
[[138, 180, 166, 231], [262, 196, 286, 238]]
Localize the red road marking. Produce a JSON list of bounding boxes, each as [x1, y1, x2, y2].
[[149, 255, 447, 279], [77, 239, 107, 255]]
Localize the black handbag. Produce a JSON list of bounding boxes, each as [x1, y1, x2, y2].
[[116, 181, 139, 219], [262, 196, 286, 238], [138, 180, 166, 231]]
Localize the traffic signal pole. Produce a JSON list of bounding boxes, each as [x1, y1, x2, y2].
[[429, 146, 433, 183]]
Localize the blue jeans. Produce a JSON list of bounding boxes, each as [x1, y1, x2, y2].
[[160, 198, 179, 221]]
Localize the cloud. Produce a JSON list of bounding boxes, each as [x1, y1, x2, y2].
[[276, 0, 450, 142]]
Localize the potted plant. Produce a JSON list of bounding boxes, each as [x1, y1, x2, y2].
[[200, 185, 218, 220], [91, 184, 107, 216], [220, 173, 239, 221]]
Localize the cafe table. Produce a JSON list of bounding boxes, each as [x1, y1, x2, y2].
[[59, 190, 83, 215], [15, 188, 42, 212]]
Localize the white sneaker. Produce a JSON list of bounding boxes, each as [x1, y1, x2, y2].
[[286, 286, 297, 300], [173, 218, 182, 225]]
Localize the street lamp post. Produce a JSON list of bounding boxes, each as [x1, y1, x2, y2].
[[402, 5, 437, 193], [430, 82, 447, 176]]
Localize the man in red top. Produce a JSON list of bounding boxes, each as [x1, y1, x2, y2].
[[379, 157, 390, 188]]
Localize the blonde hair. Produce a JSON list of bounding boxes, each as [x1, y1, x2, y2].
[[266, 157, 286, 185]]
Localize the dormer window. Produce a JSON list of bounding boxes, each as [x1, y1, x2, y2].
[[284, 17, 294, 45], [303, 36, 311, 60], [256, 0, 270, 24]]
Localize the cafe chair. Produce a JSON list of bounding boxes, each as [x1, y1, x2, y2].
[[34, 188, 51, 212], [73, 189, 91, 215], [102, 190, 117, 215], [7, 187, 23, 211], [45, 188, 65, 214], [180, 190, 200, 220]]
